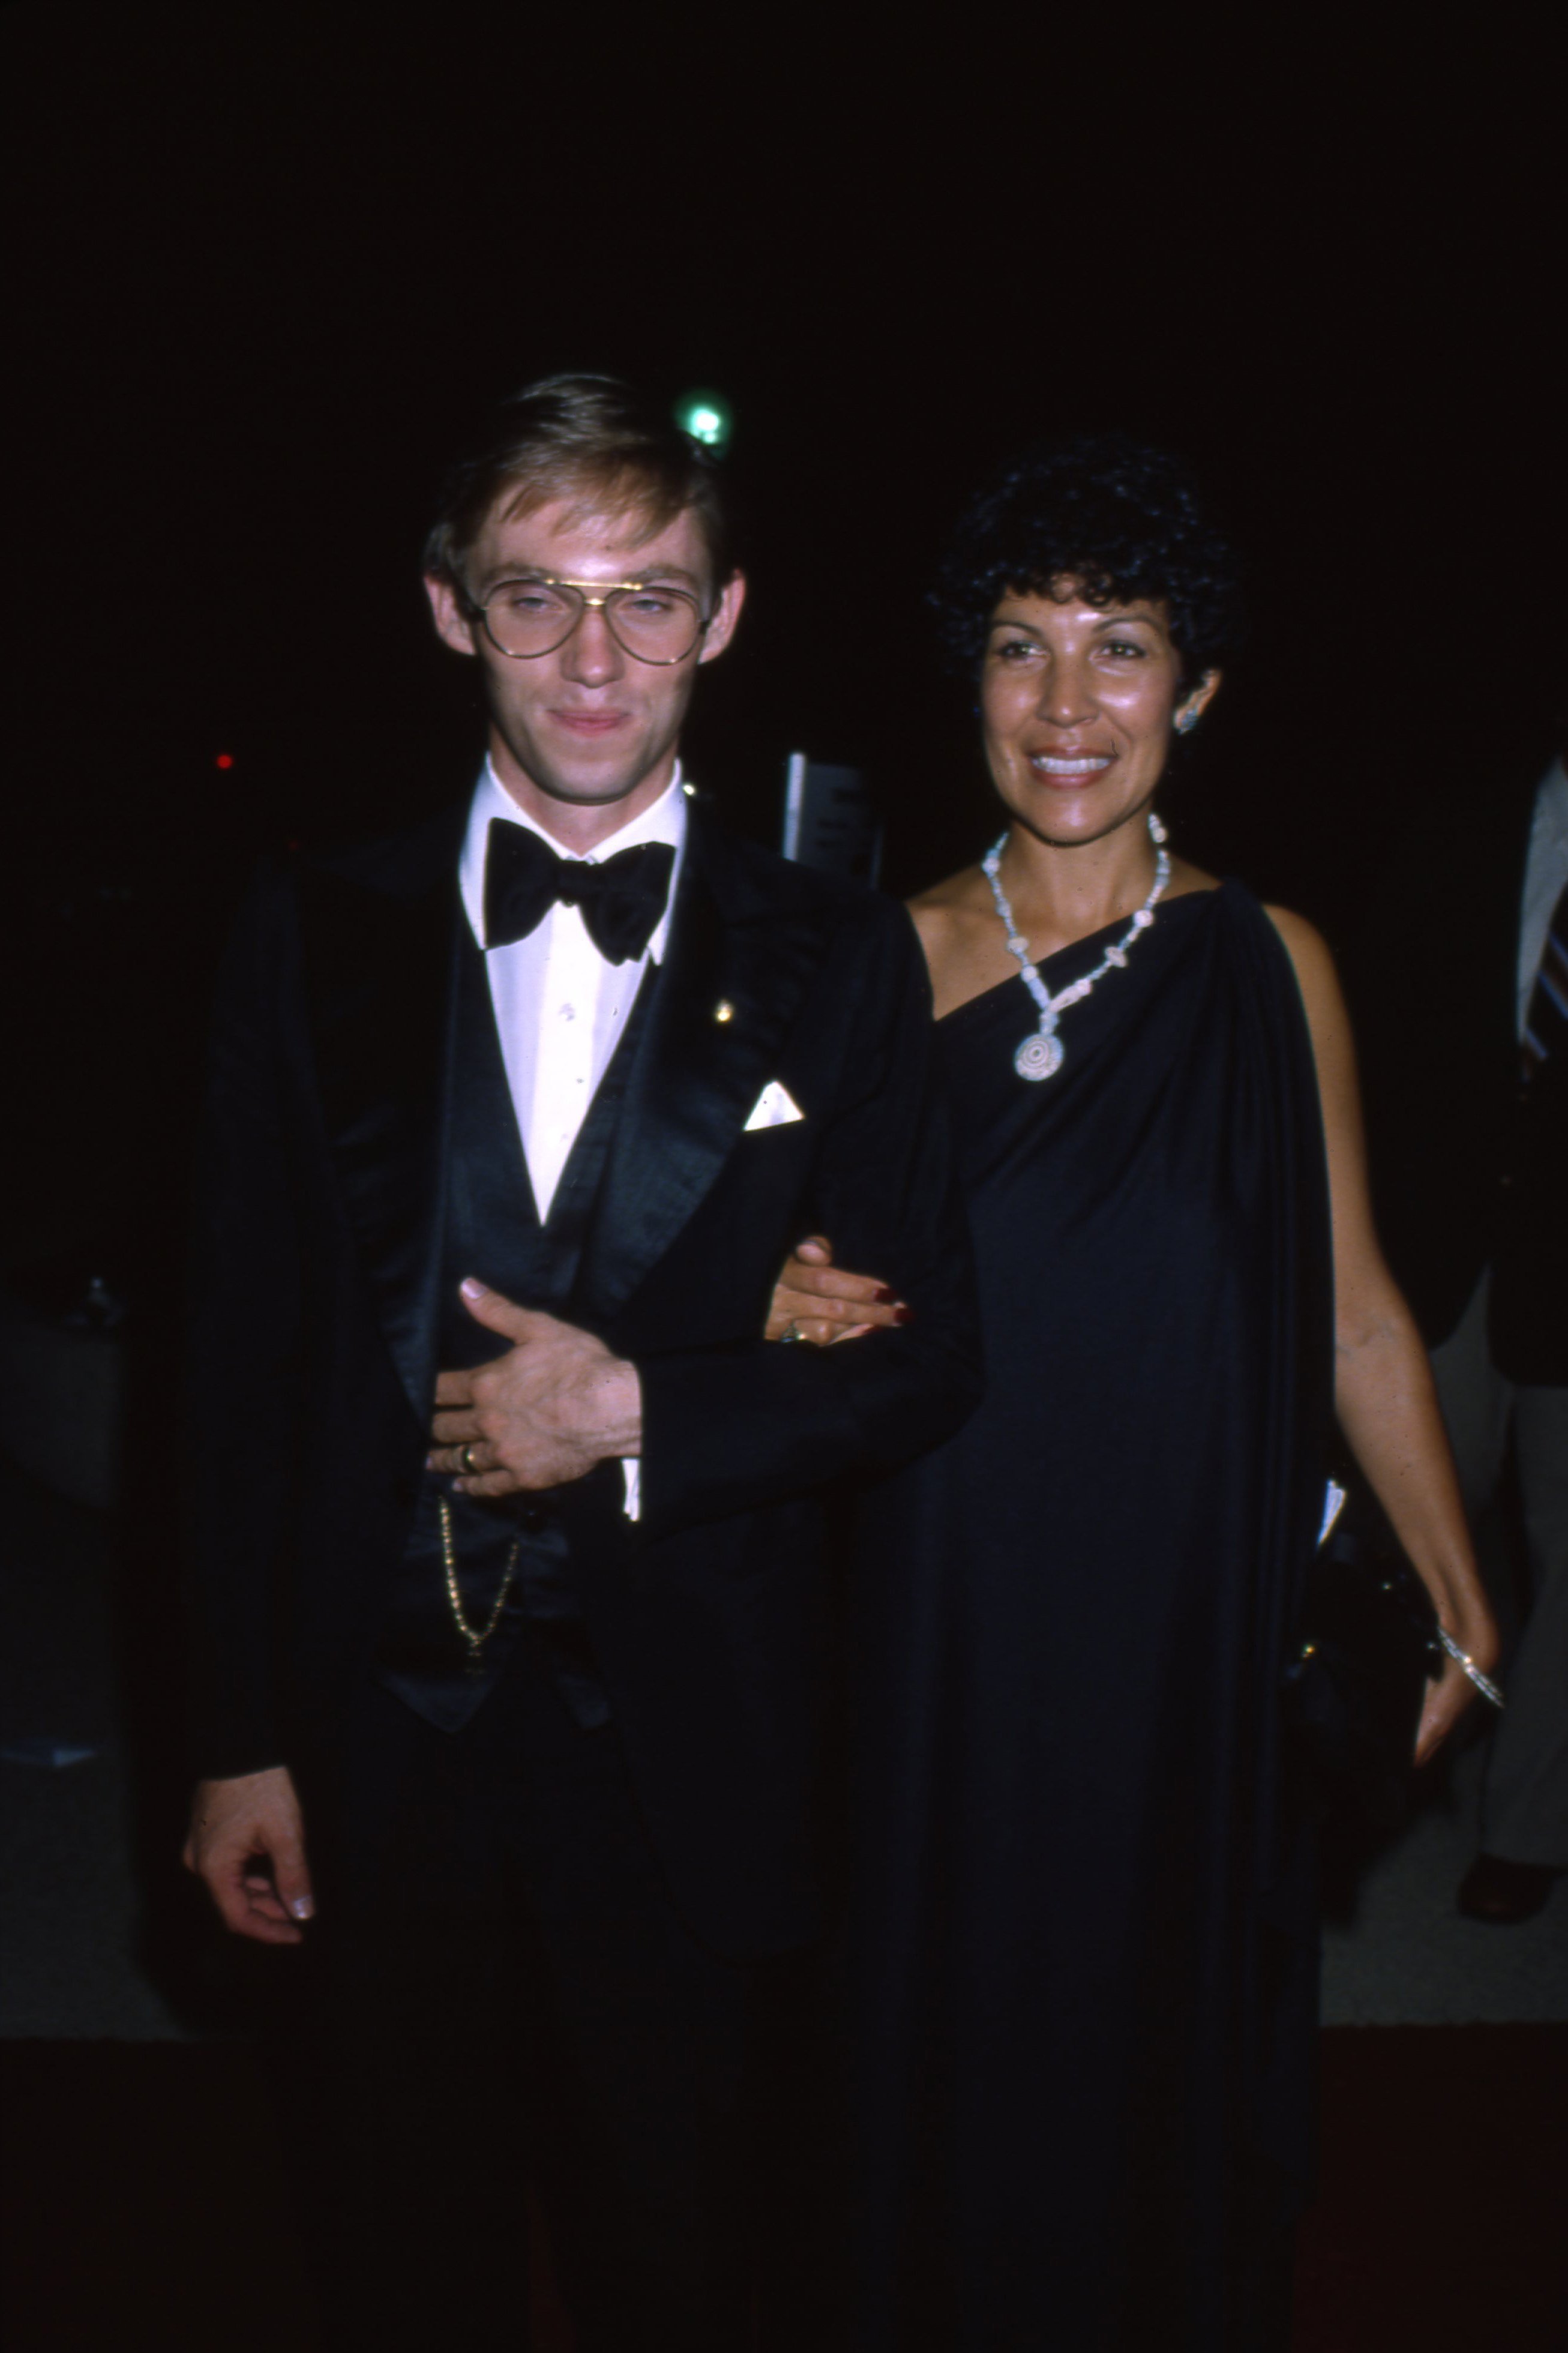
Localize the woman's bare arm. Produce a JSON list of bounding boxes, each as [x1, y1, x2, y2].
[[1269, 907, 1499, 1761]]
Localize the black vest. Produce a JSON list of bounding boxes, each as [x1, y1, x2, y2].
[[374, 929, 656, 1731]]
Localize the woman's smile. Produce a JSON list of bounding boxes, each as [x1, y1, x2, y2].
[[981, 585, 1206, 847], [1026, 750, 1116, 781]]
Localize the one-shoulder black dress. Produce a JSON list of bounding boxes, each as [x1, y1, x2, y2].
[[852, 882, 1334, 2351]]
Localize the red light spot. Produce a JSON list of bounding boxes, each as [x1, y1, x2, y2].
[[215, 753, 235, 771]]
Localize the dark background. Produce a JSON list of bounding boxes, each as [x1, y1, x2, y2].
[[1, 5, 1563, 1275]]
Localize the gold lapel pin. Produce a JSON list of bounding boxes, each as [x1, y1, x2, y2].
[[713, 1000, 734, 1024]]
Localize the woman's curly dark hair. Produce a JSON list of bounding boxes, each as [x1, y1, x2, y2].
[[931, 433, 1243, 684]]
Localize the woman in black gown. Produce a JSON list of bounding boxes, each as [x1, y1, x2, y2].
[[769, 439, 1497, 2349]]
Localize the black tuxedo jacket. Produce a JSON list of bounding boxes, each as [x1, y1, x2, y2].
[[182, 796, 981, 1956], [1349, 740, 1566, 1382]]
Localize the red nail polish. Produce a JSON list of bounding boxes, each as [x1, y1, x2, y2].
[[874, 1287, 898, 1305], [894, 1305, 915, 1324]]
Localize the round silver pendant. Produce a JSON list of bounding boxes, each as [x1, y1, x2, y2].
[[1015, 1029, 1064, 1083]]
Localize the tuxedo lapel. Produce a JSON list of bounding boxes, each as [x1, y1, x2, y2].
[[300, 799, 840, 1390], [298, 808, 466, 1428], [579, 807, 837, 1323]]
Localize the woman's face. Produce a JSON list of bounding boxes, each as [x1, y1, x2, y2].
[[980, 582, 1218, 849]]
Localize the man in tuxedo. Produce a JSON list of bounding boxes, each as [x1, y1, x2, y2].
[[1354, 706, 1567, 1926], [181, 375, 979, 2348]]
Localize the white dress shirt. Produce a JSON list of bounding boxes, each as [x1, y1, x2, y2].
[[458, 757, 689, 1516], [458, 757, 688, 1218], [1518, 756, 1568, 1039]]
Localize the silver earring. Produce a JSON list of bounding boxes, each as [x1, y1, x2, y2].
[[1176, 709, 1198, 736]]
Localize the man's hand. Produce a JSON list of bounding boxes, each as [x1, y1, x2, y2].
[[428, 1279, 643, 1498], [183, 1766, 314, 1946]]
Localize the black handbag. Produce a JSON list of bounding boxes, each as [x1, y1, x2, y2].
[[1283, 1477, 1447, 1829]]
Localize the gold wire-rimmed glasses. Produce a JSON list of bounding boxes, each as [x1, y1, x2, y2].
[[469, 573, 710, 666]]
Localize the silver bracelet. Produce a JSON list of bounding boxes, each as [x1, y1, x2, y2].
[[1437, 1627, 1504, 1709]]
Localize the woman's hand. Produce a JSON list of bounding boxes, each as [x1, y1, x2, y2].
[[1414, 1579, 1501, 1766], [764, 1235, 910, 1346]]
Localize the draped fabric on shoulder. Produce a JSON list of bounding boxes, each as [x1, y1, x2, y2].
[[852, 882, 1334, 2352]]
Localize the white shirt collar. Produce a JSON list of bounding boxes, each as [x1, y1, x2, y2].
[[459, 757, 690, 964]]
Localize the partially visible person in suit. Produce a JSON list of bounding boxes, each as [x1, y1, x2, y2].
[[1353, 678, 1567, 1924], [180, 374, 980, 2349]]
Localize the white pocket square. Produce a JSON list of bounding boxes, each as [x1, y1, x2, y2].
[[743, 1080, 805, 1131]]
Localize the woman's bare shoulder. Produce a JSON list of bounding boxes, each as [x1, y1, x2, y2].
[[907, 866, 994, 959], [907, 865, 1019, 1016], [908, 861, 988, 912]]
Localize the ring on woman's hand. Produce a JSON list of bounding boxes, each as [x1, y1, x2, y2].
[[779, 1320, 806, 1345], [459, 1442, 480, 1475]]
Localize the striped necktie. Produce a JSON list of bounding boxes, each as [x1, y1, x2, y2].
[[1522, 877, 1568, 1080]]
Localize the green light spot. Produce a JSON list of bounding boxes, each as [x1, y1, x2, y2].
[[674, 390, 732, 451]]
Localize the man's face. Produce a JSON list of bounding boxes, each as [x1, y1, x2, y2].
[[425, 493, 744, 845]]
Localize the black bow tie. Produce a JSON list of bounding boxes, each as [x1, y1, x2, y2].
[[482, 821, 676, 965]]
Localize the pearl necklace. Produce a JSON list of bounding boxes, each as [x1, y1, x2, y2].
[[982, 811, 1171, 1082]]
